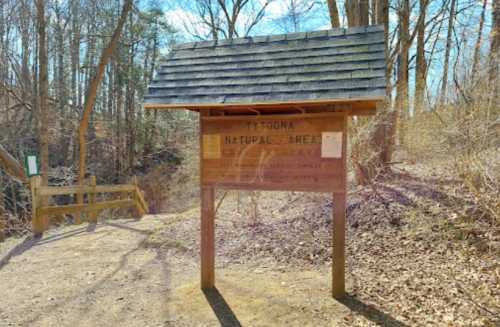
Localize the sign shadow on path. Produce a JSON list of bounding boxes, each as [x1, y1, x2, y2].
[[203, 287, 242, 327], [340, 294, 410, 327]]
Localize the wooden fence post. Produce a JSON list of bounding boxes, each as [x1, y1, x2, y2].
[[0, 190, 5, 242], [88, 176, 97, 223], [132, 176, 139, 218], [75, 191, 83, 225], [132, 176, 146, 218], [31, 176, 44, 236]]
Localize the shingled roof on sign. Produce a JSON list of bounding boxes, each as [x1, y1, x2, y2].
[[144, 25, 386, 113]]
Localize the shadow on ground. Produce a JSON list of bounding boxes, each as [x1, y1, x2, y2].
[[340, 294, 410, 327], [203, 287, 242, 327], [0, 236, 40, 270]]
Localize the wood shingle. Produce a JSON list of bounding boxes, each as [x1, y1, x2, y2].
[[144, 25, 386, 113]]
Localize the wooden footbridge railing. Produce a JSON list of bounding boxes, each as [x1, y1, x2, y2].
[[30, 176, 149, 236]]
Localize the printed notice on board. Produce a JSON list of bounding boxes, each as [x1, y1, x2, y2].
[[203, 134, 221, 159], [321, 132, 343, 158]]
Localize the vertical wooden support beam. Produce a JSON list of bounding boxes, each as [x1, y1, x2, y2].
[[31, 176, 44, 236], [332, 111, 348, 299], [332, 192, 346, 298], [200, 110, 215, 289], [88, 176, 97, 223], [201, 186, 215, 289]]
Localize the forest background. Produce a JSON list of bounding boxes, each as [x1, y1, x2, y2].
[[0, 0, 498, 237]]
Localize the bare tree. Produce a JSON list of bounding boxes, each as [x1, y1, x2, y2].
[[490, 0, 499, 81], [471, 0, 488, 82], [274, 0, 321, 32], [414, 0, 427, 113], [396, 0, 410, 145], [439, 0, 457, 103], [490, 0, 499, 106], [0, 144, 28, 184], [78, 0, 133, 185], [327, 0, 341, 27], [180, 0, 273, 40], [345, 0, 369, 26], [36, 0, 49, 186]]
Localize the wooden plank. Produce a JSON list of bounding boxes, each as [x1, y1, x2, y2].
[[332, 192, 346, 299], [200, 186, 215, 289], [132, 177, 142, 218], [202, 182, 345, 193], [332, 111, 348, 299], [135, 187, 149, 214], [144, 96, 384, 109], [132, 177, 147, 218], [30, 176, 44, 236], [88, 176, 98, 223], [37, 184, 135, 196], [200, 113, 345, 192], [200, 110, 215, 289], [201, 111, 347, 121], [38, 199, 135, 217], [144, 97, 382, 116]]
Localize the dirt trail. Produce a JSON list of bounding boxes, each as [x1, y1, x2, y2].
[[0, 216, 354, 327], [1, 164, 499, 326]]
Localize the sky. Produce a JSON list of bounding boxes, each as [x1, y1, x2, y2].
[[149, 0, 493, 105], [160, 0, 333, 42]]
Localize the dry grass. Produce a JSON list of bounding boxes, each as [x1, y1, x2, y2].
[[405, 91, 499, 227]]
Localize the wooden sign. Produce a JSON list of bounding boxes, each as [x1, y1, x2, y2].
[[199, 111, 348, 299], [200, 113, 347, 193]]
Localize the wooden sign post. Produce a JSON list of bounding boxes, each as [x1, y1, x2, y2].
[[144, 25, 386, 299], [199, 111, 348, 298]]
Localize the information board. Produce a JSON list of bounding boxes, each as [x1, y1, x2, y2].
[[200, 113, 346, 192]]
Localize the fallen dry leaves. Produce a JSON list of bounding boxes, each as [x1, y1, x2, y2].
[[157, 162, 499, 326]]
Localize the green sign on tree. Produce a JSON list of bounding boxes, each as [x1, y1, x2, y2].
[[24, 154, 40, 177]]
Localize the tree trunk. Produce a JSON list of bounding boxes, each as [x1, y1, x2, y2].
[[414, 0, 427, 114], [125, 11, 136, 173], [77, 0, 133, 185], [489, 0, 500, 80], [20, 0, 31, 102], [439, 0, 457, 104], [329, 0, 391, 185], [490, 0, 500, 106], [115, 54, 124, 181], [395, 0, 410, 147], [471, 0, 488, 82], [359, 0, 369, 26], [0, 145, 28, 184], [36, 0, 49, 186], [327, 0, 340, 27], [345, 0, 360, 26]]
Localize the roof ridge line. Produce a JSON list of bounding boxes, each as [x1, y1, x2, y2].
[[173, 25, 384, 51]]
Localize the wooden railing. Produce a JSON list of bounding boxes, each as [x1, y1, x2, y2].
[[30, 176, 149, 235]]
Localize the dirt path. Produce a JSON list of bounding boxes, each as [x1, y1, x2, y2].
[[1, 164, 499, 326], [0, 216, 357, 327]]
